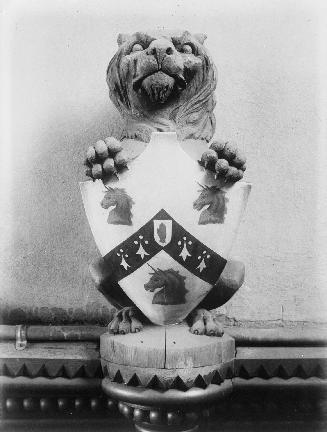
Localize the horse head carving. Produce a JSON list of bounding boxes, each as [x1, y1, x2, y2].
[[193, 184, 228, 225], [101, 187, 134, 225], [144, 264, 188, 305]]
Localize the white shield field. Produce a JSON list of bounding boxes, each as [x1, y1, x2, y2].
[[80, 132, 251, 325]]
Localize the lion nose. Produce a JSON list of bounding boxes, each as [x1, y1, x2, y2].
[[147, 39, 175, 66]]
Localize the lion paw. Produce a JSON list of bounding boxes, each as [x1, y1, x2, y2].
[[108, 307, 143, 335], [189, 309, 224, 337], [200, 139, 246, 183], [84, 137, 129, 182]]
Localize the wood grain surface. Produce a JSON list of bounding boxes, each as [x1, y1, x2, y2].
[[100, 323, 234, 371], [100, 326, 166, 368]]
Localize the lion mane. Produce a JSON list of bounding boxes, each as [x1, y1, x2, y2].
[[106, 30, 217, 142]]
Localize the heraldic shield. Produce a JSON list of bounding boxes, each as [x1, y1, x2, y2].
[[80, 132, 251, 325]]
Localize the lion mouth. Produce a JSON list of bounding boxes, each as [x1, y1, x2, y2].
[[133, 71, 187, 93], [132, 71, 187, 104]]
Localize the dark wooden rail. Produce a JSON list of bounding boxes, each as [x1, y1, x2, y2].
[[1, 324, 326, 346]]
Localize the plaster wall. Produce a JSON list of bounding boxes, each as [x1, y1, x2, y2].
[[1, 0, 326, 324]]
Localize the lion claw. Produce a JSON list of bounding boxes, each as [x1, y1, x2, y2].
[[201, 139, 246, 183], [189, 308, 224, 337], [108, 307, 143, 336]]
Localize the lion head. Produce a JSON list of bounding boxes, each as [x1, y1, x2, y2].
[[106, 30, 217, 142]]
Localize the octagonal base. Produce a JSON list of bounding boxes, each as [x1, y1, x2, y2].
[[101, 323, 234, 390], [100, 323, 235, 431]]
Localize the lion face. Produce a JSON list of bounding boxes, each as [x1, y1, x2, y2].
[[107, 30, 217, 141], [119, 31, 204, 106]]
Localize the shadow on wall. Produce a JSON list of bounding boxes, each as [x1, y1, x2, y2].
[[2, 102, 124, 324]]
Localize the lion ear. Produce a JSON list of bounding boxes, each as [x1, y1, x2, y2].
[[117, 33, 130, 46], [194, 33, 207, 45]]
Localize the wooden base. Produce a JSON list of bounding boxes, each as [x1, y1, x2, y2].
[[100, 323, 234, 431], [100, 323, 234, 389]]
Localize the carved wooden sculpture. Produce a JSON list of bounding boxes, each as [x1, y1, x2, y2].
[[81, 30, 250, 337]]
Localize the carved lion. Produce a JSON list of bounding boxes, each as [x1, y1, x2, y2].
[[85, 30, 246, 183], [107, 30, 217, 142], [85, 30, 247, 336]]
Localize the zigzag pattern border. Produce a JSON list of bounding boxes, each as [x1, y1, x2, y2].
[[2, 360, 325, 383], [235, 360, 327, 380], [102, 364, 234, 390], [1, 349, 327, 383], [0, 359, 102, 379], [102, 358, 327, 391]]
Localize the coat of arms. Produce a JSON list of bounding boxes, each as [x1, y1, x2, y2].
[[80, 132, 250, 326]]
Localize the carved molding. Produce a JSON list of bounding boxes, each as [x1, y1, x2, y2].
[[1, 376, 326, 421], [102, 359, 233, 390], [235, 347, 327, 379], [1, 343, 326, 381], [1, 328, 327, 424]]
